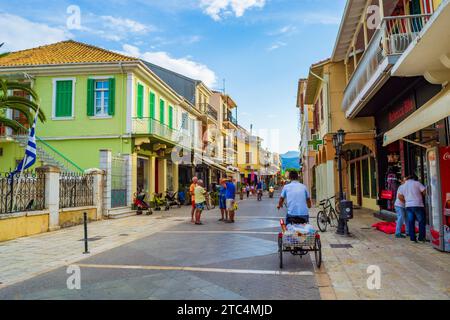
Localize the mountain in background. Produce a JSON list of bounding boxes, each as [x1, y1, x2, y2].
[[280, 151, 300, 171]]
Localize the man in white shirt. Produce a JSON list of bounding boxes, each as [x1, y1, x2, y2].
[[398, 175, 426, 242], [394, 178, 409, 238], [277, 171, 312, 224]]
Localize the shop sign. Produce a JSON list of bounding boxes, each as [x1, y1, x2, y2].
[[388, 98, 415, 125]]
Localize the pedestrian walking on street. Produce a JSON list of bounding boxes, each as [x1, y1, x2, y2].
[[190, 177, 198, 223], [225, 178, 237, 223], [277, 170, 311, 224], [246, 184, 250, 198], [398, 175, 427, 243], [218, 179, 228, 222], [194, 180, 207, 225], [394, 177, 409, 238]]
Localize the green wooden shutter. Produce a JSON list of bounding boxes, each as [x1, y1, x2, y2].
[[149, 92, 155, 119], [87, 79, 94, 116], [108, 77, 115, 116], [159, 99, 165, 124], [168, 105, 173, 129], [55, 80, 73, 117], [137, 84, 144, 118]]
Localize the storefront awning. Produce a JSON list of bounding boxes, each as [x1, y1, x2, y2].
[[383, 86, 450, 147]]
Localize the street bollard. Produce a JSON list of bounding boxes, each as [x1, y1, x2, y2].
[[83, 212, 90, 254]]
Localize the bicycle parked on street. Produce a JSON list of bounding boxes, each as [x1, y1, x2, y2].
[[316, 195, 339, 232]]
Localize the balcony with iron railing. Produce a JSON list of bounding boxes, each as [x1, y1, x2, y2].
[[342, 14, 432, 118], [197, 103, 218, 122], [223, 111, 238, 127], [132, 117, 179, 143]]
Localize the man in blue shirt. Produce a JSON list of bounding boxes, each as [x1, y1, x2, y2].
[[225, 178, 236, 223], [218, 179, 228, 222], [277, 171, 311, 224]]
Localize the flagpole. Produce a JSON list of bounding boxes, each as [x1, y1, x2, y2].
[[11, 104, 40, 211]]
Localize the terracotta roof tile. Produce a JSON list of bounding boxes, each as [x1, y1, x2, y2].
[[0, 40, 138, 67]]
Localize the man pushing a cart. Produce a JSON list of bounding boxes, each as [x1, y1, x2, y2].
[[277, 170, 312, 224], [276, 170, 321, 269]]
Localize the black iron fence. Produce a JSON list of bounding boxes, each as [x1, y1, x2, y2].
[[0, 171, 46, 214], [59, 172, 94, 209]]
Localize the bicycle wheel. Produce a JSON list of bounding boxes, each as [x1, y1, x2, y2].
[[314, 237, 322, 268], [329, 208, 339, 228], [317, 211, 328, 232]]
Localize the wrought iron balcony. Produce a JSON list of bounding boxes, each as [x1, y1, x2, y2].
[[197, 103, 218, 121], [223, 112, 238, 126], [343, 14, 431, 118]]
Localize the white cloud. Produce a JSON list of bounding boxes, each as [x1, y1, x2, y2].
[[268, 25, 297, 36], [200, 0, 266, 21], [121, 44, 217, 87], [0, 13, 71, 52], [77, 14, 156, 42], [267, 41, 286, 51], [100, 16, 156, 34]]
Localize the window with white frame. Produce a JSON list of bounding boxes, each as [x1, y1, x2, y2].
[[94, 80, 109, 116]]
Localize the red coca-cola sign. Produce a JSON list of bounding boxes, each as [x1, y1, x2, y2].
[[388, 98, 415, 124]]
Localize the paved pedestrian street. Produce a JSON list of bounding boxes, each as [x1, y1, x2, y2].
[[0, 193, 449, 300]]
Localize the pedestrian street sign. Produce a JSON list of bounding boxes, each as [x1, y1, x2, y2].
[[308, 134, 323, 151]]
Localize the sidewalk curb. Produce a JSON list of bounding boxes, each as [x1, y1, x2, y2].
[[312, 262, 337, 300]]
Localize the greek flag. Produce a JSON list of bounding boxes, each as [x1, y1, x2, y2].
[[10, 116, 38, 176]]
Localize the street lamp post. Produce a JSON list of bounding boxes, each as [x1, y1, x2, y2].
[[333, 129, 350, 236]]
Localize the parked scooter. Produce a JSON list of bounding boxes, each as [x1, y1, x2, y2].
[[165, 189, 181, 209], [269, 186, 274, 198]]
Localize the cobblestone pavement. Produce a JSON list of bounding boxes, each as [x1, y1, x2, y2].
[[0, 192, 449, 300]]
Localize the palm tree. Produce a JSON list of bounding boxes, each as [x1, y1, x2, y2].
[[0, 78, 46, 131]]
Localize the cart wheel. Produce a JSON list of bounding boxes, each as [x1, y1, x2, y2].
[[315, 238, 322, 269], [317, 211, 328, 232], [278, 237, 283, 269]]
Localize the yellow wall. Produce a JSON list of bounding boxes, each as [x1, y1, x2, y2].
[[59, 207, 98, 228], [326, 62, 375, 133], [0, 212, 49, 242]]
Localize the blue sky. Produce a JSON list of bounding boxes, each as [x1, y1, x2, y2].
[[0, 0, 346, 153]]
